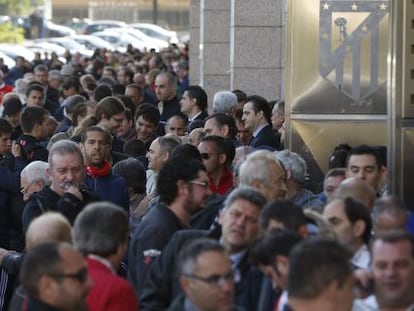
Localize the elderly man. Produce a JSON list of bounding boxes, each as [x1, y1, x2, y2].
[[239, 150, 287, 202], [73, 202, 138, 311], [276, 150, 323, 211], [22, 140, 98, 233], [20, 242, 92, 311], [20, 160, 50, 202], [169, 239, 237, 311], [212, 91, 238, 116]]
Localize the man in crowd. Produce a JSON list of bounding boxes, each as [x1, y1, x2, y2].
[[169, 239, 236, 311], [165, 114, 187, 137], [323, 197, 372, 269], [286, 239, 354, 311], [353, 230, 414, 311], [79, 126, 129, 211], [20, 242, 92, 311], [73, 202, 138, 311], [128, 157, 210, 296], [242, 95, 280, 149], [212, 91, 238, 116], [204, 113, 241, 148], [372, 196, 408, 234], [180, 85, 209, 131], [135, 103, 160, 149]]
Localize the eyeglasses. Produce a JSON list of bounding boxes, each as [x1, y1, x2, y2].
[[189, 180, 210, 188], [20, 182, 35, 195], [49, 268, 88, 283], [200, 153, 217, 160], [184, 271, 235, 287]]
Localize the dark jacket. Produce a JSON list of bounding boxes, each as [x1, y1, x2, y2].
[[128, 202, 187, 297], [250, 124, 281, 150], [168, 294, 245, 311], [17, 134, 48, 163], [22, 185, 98, 234], [139, 229, 262, 311], [84, 171, 129, 213]]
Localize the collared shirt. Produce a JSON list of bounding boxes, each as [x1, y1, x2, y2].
[[353, 295, 414, 311], [188, 111, 203, 122], [209, 169, 234, 195], [230, 249, 247, 269], [88, 254, 115, 274], [252, 123, 268, 138], [352, 244, 371, 270], [184, 297, 201, 311]]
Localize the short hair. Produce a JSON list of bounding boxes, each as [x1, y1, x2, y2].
[[113, 158, 146, 194], [158, 135, 181, 155], [212, 91, 238, 114], [325, 167, 346, 180], [372, 196, 408, 227], [273, 100, 285, 114], [95, 96, 125, 120], [65, 95, 86, 115], [62, 77, 81, 92], [157, 157, 205, 205], [178, 238, 225, 276], [245, 95, 272, 124], [73, 202, 129, 257], [288, 239, 353, 300], [26, 84, 44, 97], [232, 89, 247, 103], [275, 150, 307, 184], [48, 140, 83, 169], [93, 84, 113, 102], [251, 229, 303, 266], [20, 242, 66, 297], [0, 118, 13, 135], [156, 71, 177, 88], [20, 106, 49, 133], [346, 144, 382, 170], [239, 150, 281, 186], [123, 139, 146, 157], [126, 83, 142, 94], [134, 103, 160, 126], [2, 96, 23, 117], [80, 126, 112, 145], [72, 101, 95, 128], [223, 186, 266, 211], [371, 230, 414, 258], [185, 85, 208, 111], [204, 113, 238, 139], [34, 64, 48, 74], [342, 197, 372, 245], [120, 67, 134, 82], [21, 160, 50, 185], [171, 144, 202, 162], [200, 135, 235, 168], [260, 199, 307, 231], [48, 70, 63, 82]]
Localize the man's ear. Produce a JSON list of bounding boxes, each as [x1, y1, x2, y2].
[[221, 125, 229, 137], [218, 153, 227, 166], [353, 219, 366, 239], [179, 275, 191, 292]]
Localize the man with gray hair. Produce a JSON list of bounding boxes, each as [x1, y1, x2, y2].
[[20, 160, 50, 202], [169, 238, 237, 311], [372, 195, 408, 234], [73, 202, 138, 311], [212, 91, 238, 116], [22, 140, 98, 233], [275, 150, 322, 211], [239, 149, 287, 202]]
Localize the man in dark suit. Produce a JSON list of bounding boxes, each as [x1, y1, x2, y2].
[[180, 85, 209, 132], [242, 95, 281, 150]]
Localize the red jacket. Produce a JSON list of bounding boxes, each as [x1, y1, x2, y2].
[[86, 257, 139, 311]]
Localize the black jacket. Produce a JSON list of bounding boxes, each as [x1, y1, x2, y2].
[[139, 229, 262, 311], [128, 202, 187, 297], [16, 134, 48, 163], [22, 185, 99, 234], [250, 124, 281, 150]]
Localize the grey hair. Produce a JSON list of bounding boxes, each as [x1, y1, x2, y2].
[[178, 238, 226, 276], [239, 150, 278, 185], [372, 196, 408, 226], [212, 91, 238, 114], [223, 186, 266, 211], [48, 140, 83, 168], [73, 202, 129, 257], [275, 150, 307, 184], [21, 161, 50, 186], [158, 135, 181, 155]]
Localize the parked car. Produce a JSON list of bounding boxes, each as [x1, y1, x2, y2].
[[91, 31, 146, 53], [38, 37, 94, 58], [130, 23, 178, 44], [72, 34, 114, 51], [44, 21, 76, 37], [0, 44, 35, 61], [0, 51, 16, 68], [103, 27, 168, 51], [83, 20, 127, 34]]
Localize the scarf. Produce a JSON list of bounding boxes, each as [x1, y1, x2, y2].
[[85, 161, 111, 178]]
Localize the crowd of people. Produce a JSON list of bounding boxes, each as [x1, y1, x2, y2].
[[0, 44, 413, 311]]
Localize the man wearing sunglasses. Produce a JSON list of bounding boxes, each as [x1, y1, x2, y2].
[[20, 242, 92, 311]]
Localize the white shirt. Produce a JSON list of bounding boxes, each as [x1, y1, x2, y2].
[[352, 244, 371, 270]]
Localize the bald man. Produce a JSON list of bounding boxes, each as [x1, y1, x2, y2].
[[334, 177, 376, 212]]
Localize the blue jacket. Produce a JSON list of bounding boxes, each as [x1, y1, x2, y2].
[[84, 171, 129, 213]]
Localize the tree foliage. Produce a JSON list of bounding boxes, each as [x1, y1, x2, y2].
[[0, 22, 24, 43], [0, 0, 32, 15]]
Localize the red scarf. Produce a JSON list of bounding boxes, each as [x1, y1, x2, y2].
[[85, 161, 111, 178]]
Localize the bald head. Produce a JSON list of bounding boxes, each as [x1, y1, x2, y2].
[[25, 212, 72, 249], [334, 177, 376, 212]]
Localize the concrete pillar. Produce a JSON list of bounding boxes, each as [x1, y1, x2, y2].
[[189, 0, 200, 85], [230, 0, 286, 101], [199, 0, 231, 109]]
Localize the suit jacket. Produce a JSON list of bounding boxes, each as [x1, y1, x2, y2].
[[250, 124, 281, 150], [87, 257, 138, 311]]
